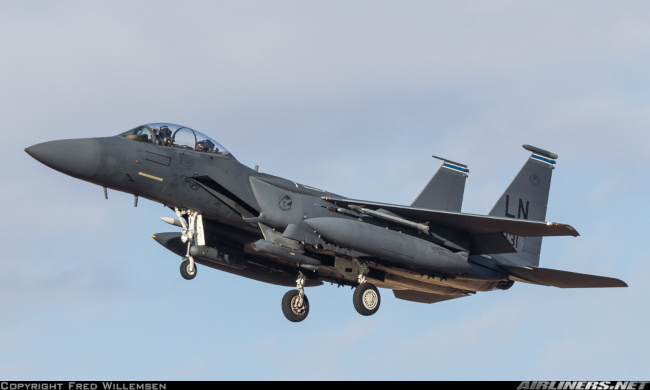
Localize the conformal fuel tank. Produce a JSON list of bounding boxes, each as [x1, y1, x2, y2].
[[303, 217, 470, 274]]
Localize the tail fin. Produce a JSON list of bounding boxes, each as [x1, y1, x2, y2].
[[489, 145, 558, 267], [411, 156, 469, 212]]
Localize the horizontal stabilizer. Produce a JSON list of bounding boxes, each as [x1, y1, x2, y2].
[[501, 265, 627, 288], [322, 197, 579, 238], [392, 289, 469, 304]]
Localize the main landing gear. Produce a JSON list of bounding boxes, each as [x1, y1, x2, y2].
[[280, 260, 381, 322], [352, 259, 380, 316], [353, 282, 380, 316], [281, 272, 309, 322]]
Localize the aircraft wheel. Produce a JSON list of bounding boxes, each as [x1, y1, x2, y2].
[[281, 289, 309, 322], [353, 283, 380, 316], [180, 259, 197, 280]]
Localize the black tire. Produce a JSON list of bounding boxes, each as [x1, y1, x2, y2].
[[180, 259, 197, 280], [281, 289, 309, 322], [353, 283, 380, 316]]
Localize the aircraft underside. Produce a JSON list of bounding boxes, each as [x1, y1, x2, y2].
[[152, 211, 512, 322]]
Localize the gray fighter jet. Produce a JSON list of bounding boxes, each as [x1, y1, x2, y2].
[[25, 123, 627, 322]]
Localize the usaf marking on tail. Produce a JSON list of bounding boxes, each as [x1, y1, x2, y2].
[[26, 123, 627, 322]]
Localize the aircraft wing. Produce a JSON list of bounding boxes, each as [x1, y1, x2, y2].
[[322, 197, 579, 238], [501, 265, 628, 288], [392, 289, 469, 304]]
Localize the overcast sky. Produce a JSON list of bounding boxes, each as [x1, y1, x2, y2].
[[1, 0, 648, 380]]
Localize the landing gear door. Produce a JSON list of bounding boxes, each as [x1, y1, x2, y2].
[[196, 214, 205, 246]]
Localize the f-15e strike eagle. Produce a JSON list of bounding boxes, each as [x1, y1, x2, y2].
[[26, 123, 627, 322]]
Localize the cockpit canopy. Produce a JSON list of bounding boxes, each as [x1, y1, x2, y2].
[[119, 123, 230, 156]]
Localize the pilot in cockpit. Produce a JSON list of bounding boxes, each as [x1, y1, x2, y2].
[[155, 126, 173, 146], [196, 139, 216, 152]]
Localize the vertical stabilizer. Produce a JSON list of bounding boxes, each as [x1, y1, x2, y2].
[[489, 145, 558, 267], [411, 156, 469, 212]]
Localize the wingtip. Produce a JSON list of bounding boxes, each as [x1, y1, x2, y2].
[[602, 279, 628, 288], [549, 222, 580, 237]]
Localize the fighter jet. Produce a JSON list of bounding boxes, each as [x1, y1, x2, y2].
[[25, 123, 627, 322]]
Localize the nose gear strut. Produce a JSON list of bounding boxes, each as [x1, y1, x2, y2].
[[174, 207, 202, 278]]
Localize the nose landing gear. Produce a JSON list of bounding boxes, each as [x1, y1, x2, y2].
[[174, 207, 202, 280], [180, 258, 197, 280]]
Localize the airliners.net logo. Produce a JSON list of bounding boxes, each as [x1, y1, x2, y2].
[[518, 382, 648, 390]]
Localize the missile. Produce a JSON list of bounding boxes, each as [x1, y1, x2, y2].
[[304, 217, 470, 274], [347, 204, 429, 233], [250, 239, 320, 271], [161, 217, 184, 228]]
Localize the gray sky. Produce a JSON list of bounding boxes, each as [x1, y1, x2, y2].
[[2, 0, 648, 380]]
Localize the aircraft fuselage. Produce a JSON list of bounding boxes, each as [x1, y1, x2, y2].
[[26, 123, 625, 322]]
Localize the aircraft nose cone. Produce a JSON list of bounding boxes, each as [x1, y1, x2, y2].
[[25, 138, 102, 180]]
